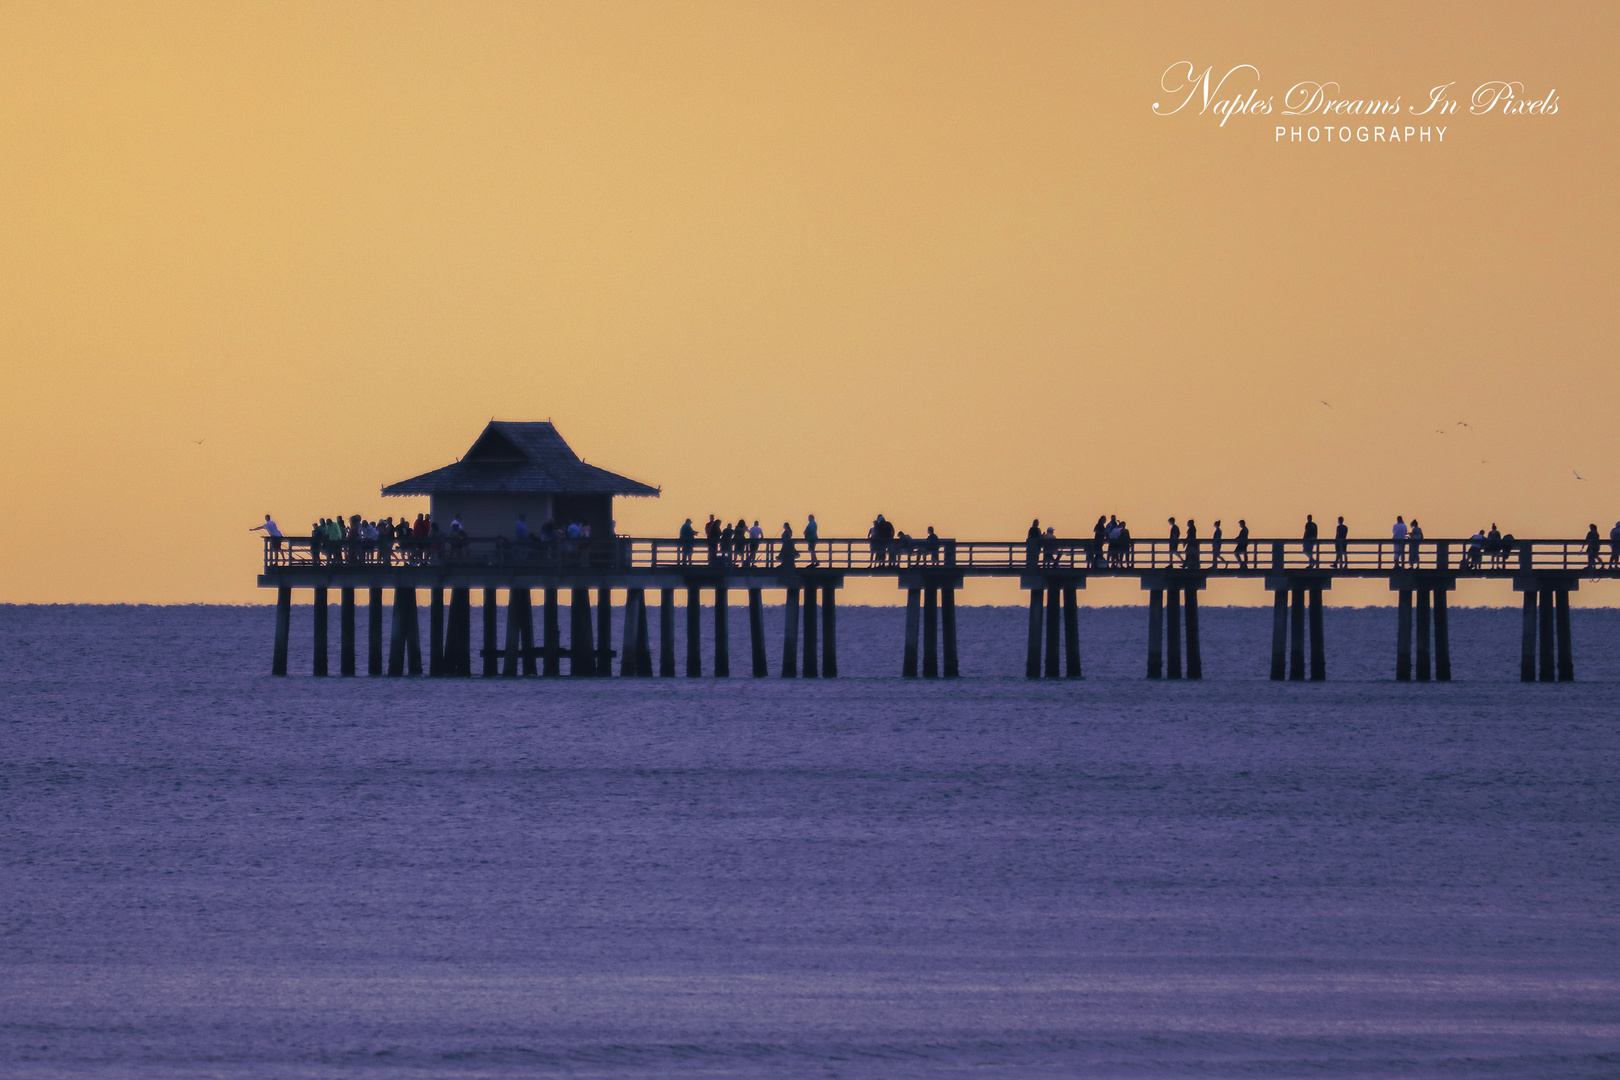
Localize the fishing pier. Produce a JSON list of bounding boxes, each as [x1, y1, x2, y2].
[[259, 422, 1611, 683]]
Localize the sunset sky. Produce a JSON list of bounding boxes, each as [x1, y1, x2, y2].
[[0, 2, 1613, 605]]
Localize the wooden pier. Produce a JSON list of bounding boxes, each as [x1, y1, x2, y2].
[[260, 533, 1610, 682]]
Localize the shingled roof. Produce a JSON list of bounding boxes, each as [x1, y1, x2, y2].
[[381, 421, 659, 498]]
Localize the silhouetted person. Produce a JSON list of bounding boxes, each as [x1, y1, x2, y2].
[[1610, 522, 1620, 567], [1588, 524, 1603, 570], [1166, 517, 1180, 567], [1210, 520, 1225, 568], [678, 518, 696, 565], [749, 520, 763, 566], [1234, 519, 1250, 570], [805, 514, 819, 567], [778, 522, 797, 569], [1026, 519, 1041, 568], [1333, 516, 1348, 569], [1391, 516, 1407, 569], [1091, 515, 1107, 568], [1183, 519, 1199, 569], [720, 521, 734, 565], [249, 514, 283, 554], [1303, 514, 1319, 568], [1409, 519, 1424, 568], [925, 526, 941, 563], [704, 514, 720, 564]]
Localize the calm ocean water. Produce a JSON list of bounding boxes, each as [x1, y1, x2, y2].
[[2, 603, 1618, 1078]]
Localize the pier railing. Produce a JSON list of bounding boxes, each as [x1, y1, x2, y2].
[[263, 535, 1619, 576]]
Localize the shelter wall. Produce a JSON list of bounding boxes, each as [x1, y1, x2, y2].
[[429, 494, 553, 541]]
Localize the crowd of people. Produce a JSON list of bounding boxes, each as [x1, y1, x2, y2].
[[253, 512, 1620, 576]]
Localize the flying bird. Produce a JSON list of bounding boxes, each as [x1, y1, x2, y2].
[[1319, 400, 1331, 408], [193, 438, 206, 445], [1456, 421, 1470, 428], [1574, 470, 1585, 481]]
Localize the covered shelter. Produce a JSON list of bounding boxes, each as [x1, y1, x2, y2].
[[381, 421, 658, 539]]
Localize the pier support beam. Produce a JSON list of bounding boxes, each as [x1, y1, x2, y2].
[[1538, 588, 1555, 682], [449, 587, 472, 676], [749, 588, 767, 677], [1521, 591, 1538, 682], [313, 587, 329, 676], [1556, 589, 1574, 682], [660, 588, 676, 677], [782, 587, 800, 677], [573, 588, 595, 677], [686, 587, 702, 677], [941, 587, 959, 678], [904, 587, 922, 678], [1165, 587, 1181, 679], [1288, 586, 1305, 681], [1148, 589, 1164, 679], [273, 586, 291, 676], [389, 590, 406, 676], [429, 589, 444, 677], [636, 592, 652, 676], [539, 589, 556, 676], [1396, 589, 1412, 681], [1063, 586, 1081, 678], [621, 589, 643, 677], [1025, 587, 1043, 679], [1184, 586, 1201, 680], [923, 587, 939, 678], [1433, 588, 1450, 681], [1416, 588, 1431, 682], [823, 586, 839, 678], [597, 588, 613, 676], [368, 587, 383, 676], [502, 590, 521, 677], [802, 584, 817, 678], [1044, 585, 1061, 679], [715, 586, 730, 678], [482, 588, 497, 676], [340, 587, 356, 676], [400, 588, 422, 675], [1308, 587, 1325, 681], [1270, 589, 1287, 681]]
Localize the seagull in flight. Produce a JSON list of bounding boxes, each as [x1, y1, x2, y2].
[[1456, 421, 1470, 428], [1319, 400, 1331, 408], [1574, 470, 1585, 480], [193, 438, 206, 445]]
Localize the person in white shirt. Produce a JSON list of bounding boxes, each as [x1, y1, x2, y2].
[[1391, 516, 1408, 568], [249, 515, 283, 552]]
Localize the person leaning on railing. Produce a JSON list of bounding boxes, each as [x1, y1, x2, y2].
[[249, 515, 282, 556]]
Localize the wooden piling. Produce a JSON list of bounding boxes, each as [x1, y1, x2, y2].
[[1555, 589, 1573, 682], [1289, 586, 1305, 681], [782, 587, 800, 677], [636, 593, 653, 675], [340, 587, 356, 676], [1308, 587, 1325, 681], [904, 587, 922, 678], [389, 589, 406, 676], [1396, 589, 1412, 681], [448, 587, 472, 676], [429, 589, 444, 677], [802, 584, 817, 678], [403, 589, 423, 676], [273, 586, 291, 676], [749, 588, 767, 677], [314, 587, 329, 676], [822, 586, 839, 678], [1062, 586, 1081, 679], [1025, 588, 1043, 679], [1269, 589, 1286, 681], [368, 587, 383, 676], [502, 590, 521, 677], [1432, 588, 1450, 681], [482, 588, 497, 676], [1416, 588, 1431, 682], [1044, 585, 1061, 679], [539, 589, 555, 676], [1538, 588, 1555, 682], [686, 586, 702, 677], [1184, 586, 1202, 680], [1166, 586, 1185, 678], [621, 589, 642, 677], [660, 588, 676, 677], [573, 588, 595, 676], [715, 586, 731, 677], [1520, 590, 1537, 683], [1148, 588, 1164, 679], [941, 586, 958, 678], [597, 588, 613, 676], [923, 587, 939, 678]]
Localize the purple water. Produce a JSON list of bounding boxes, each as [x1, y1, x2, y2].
[[2, 603, 1618, 1077]]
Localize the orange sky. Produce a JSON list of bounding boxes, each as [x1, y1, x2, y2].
[[0, 2, 1614, 606]]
